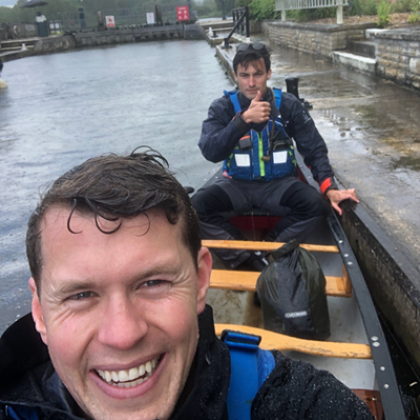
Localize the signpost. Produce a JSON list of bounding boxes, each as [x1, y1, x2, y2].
[[146, 12, 155, 25], [176, 5, 190, 21], [105, 16, 115, 28]]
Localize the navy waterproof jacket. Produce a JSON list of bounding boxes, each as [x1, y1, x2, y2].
[[199, 89, 338, 195], [0, 306, 373, 420]]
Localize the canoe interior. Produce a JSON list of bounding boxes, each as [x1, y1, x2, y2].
[[206, 216, 377, 403]]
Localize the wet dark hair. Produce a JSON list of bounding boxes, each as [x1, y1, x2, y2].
[[26, 147, 201, 291], [233, 43, 271, 75]]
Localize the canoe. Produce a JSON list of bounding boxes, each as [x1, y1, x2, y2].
[[199, 156, 406, 420]]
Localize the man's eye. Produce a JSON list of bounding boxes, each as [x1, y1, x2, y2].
[[144, 280, 164, 287], [68, 291, 93, 301]]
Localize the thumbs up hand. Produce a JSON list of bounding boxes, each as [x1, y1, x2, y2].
[[241, 90, 271, 124]]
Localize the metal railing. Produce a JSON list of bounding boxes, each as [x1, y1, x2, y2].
[[275, 0, 349, 23], [223, 6, 249, 49]]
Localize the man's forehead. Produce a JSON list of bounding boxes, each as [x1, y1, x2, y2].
[[237, 58, 266, 73], [41, 205, 176, 240]]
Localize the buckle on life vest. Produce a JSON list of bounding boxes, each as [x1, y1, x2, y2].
[[221, 330, 261, 351]]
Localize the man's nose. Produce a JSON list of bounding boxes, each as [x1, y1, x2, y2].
[[97, 296, 148, 350], [249, 76, 256, 87]]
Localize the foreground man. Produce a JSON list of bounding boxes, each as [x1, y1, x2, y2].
[[0, 148, 373, 419], [193, 43, 358, 271]]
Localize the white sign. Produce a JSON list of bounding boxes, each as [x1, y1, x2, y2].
[[146, 12, 155, 24], [105, 16, 115, 28]]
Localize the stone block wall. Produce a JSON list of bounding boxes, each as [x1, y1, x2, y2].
[[266, 21, 376, 58], [375, 28, 420, 90]]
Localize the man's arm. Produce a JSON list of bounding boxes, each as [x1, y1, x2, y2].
[[199, 96, 250, 163], [282, 94, 358, 213], [198, 92, 271, 163], [252, 352, 374, 420]]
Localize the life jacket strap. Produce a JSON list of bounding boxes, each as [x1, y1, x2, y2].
[[222, 330, 275, 420]]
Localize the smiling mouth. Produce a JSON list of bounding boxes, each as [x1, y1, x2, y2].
[[96, 356, 162, 388]]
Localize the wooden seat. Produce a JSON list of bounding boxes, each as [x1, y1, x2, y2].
[[215, 324, 372, 359], [203, 239, 352, 298]]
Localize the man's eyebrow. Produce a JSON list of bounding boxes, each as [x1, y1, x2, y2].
[[57, 280, 97, 295], [56, 265, 181, 295]]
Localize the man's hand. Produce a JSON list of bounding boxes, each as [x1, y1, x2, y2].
[[326, 188, 359, 216], [241, 91, 271, 124]]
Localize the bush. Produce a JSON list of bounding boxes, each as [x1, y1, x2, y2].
[[287, 7, 336, 21], [248, 0, 281, 20], [394, 0, 417, 13], [377, 0, 391, 26]]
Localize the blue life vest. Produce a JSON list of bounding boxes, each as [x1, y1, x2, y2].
[[222, 330, 276, 420], [223, 88, 296, 181]]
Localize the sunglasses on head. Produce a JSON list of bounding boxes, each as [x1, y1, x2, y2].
[[236, 42, 266, 52]]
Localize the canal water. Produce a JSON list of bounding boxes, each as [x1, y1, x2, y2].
[[0, 40, 231, 333]]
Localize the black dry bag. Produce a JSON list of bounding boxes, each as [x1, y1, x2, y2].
[[256, 239, 330, 340]]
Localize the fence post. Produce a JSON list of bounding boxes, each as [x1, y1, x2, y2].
[[245, 6, 250, 39], [336, 0, 343, 24]]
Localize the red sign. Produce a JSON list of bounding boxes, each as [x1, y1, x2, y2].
[[176, 5, 190, 21]]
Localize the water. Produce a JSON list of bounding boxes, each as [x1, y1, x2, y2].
[[0, 40, 233, 333]]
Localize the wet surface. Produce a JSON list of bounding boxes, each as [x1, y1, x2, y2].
[[0, 40, 230, 334], [263, 42, 420, 274]]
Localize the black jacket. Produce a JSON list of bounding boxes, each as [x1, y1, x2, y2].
[[0, 306, 373, 420], [199, 89, 338, 191]]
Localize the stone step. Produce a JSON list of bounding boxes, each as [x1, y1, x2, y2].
[[1, 45, 34, 52], [348, 39, 376, 58], [198, 20, 233, 31], [1, 37, 39, 49], [333, 51, 376, 75]]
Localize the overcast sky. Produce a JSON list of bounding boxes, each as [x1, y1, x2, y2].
[[0, 0, 16, 7]]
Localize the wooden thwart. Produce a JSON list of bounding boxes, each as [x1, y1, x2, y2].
[[203, 239, 339, 253], [210, 269, 352, 297], [205, 239, 352, 298], [215, 324, 372, 359]]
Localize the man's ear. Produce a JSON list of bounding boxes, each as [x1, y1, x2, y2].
[[196, 247, 212, 315], [29, 277, 48, 345], [233, 71, 238, 82], [267, 68, 272, 80]]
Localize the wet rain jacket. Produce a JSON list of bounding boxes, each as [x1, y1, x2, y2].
[[0, 306, 373, 420], [199, 89, 338, 196]]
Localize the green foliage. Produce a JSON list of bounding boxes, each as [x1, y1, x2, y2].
[[377, 0, 391, 27], [408, 0, 420, 21], [349, 0, 363, 16], [235, 0, 252, 8], [362, 0, 378, 15], [393, 0, 417, 13], [248, 0, 279, 20], [287, 7, 335, 21], [408, 11, 420, 21]]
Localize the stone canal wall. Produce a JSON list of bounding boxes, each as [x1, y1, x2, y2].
[[263, 21, 376, 58], [375, 28, 420, 90], [261, 20, 420, 91]]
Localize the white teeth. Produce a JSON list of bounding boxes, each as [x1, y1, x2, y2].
[[145, 361, 152, 374], [128, 367, 139, 380], [96, 357, 160, 388], [139, 364, 145, 376], [118, 370, 129, 382], [105, 371, 112, 382]]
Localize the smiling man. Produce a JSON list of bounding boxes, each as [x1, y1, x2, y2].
[[0, 148, 373, 420], [193, 42, 358, 273]]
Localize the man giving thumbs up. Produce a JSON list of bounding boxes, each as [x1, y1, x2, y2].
[[193, 42, 358, 272]]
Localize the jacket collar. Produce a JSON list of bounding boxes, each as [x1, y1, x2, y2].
[[0, 306, 230, 420]]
